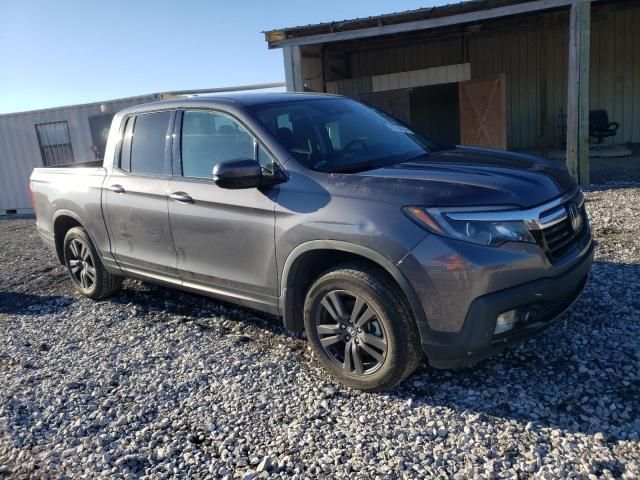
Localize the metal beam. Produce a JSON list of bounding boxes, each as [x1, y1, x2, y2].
[[566, 0, 591, 185], [161, 82, 286, 97], [539, 18, 550, 159], [268, 0, 578, 49]]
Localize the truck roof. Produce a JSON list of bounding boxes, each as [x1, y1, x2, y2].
[[119, 92, 340, 116]]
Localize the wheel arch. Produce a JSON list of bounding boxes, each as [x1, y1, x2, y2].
[[52, 210, 95, 265], [279, 240, 428, 334]]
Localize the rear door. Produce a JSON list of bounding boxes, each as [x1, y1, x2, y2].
[[104, 110, 180, 280], [167, 109, 279, 309]]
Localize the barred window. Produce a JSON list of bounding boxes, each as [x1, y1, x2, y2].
[[35, 121, 74, 166]]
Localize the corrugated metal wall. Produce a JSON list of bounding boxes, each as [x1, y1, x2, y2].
[[591, 5, 640, 144], [0, 94, 159, 213], [323, 2, 640, 151], [344, 27, 556, 150], [470, 27, 549, 151], [473, 4, 640, 148], [350, 36, 465, 78]]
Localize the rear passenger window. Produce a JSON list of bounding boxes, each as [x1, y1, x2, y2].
[[181, 111, 255, 179], [129, 111, 172, 175]]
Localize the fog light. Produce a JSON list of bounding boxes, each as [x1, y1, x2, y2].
[[494, 309, 518, 335]]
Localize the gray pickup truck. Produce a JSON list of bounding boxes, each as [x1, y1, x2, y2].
[[30, 93, 594, 391]]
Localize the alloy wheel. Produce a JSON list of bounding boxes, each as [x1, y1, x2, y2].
[[315, 290, 388, 375], [67, 238, 97, 290]]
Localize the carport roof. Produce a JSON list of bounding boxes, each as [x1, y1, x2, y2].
[[264, 0, 577, 48]]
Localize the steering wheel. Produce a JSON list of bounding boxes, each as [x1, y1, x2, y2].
[[342, 138, 367, 152]]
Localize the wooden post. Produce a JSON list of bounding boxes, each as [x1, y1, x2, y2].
[[283, 46, 304, 92], [576, 1, 591, 186], [566, 0, 591, 185], [540, 19, 550, 159]]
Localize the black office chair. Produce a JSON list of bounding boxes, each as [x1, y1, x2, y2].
[[589, 110, 619, 144]]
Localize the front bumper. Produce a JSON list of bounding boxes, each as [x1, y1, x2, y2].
[[398, 232, 594, 369], [425, 241, 593, 368]]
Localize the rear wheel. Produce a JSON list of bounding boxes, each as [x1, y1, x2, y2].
[[303, 263, 422, 391], [63, 227, 122, 299]]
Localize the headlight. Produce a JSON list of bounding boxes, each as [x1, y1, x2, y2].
[[403, 206, 536, 247]]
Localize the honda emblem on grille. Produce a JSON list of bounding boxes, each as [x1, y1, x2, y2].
[[567, 203, 582, 231]]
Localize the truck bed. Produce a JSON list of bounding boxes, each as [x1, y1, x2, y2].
[[30, 164, 108, 259]]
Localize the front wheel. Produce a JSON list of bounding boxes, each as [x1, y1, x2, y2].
[[63, 227, 122, 300], [303, 263, 422, 391]]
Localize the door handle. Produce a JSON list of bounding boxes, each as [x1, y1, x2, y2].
[[169, 192, 193, 203], [108, 184, 125, 193]]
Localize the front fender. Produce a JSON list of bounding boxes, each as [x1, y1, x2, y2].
[[279, 240, 430, 338]]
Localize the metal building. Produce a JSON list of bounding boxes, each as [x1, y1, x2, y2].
[[265, 0, 640, 185], [0, 83, 285, 215], [0, 94, 160, 215]]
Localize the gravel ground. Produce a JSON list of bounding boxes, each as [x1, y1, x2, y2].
[[1, 184, 639, 479]]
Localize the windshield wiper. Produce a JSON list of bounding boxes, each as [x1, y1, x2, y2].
[[403, 153, 431, 163], [332, 151, 433, 174], [332, 160, 387, 174]]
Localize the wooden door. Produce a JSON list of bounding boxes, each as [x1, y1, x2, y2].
[[459, 74, 507, 149]]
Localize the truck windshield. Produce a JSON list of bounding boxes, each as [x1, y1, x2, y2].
[[250, 98, 442, 173]]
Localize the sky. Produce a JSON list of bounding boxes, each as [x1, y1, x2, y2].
[[0, 0, 450, 114]]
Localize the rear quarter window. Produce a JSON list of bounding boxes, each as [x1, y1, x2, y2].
[[128, 111, 172, 175]]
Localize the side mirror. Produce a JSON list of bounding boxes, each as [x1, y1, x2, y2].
[[213, 159, 263, 189]]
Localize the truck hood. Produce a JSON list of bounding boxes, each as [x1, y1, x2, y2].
[[337, 146, 577, 209]]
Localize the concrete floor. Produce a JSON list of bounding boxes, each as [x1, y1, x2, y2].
[[588, 150, 640, 184]]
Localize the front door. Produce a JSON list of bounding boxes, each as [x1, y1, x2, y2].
[[104, 110, 179, 280], [167, 109, 279, 309], [459, 74, 507, 149]]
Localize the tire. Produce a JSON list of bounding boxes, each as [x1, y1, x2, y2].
[[303, 262, 422, 392], [63, 227, 122, 300]]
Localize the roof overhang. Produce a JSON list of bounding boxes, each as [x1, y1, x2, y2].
[[265, 0, 583, 49]]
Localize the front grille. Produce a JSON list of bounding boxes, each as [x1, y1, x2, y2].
[[539, 204, 589, 262]]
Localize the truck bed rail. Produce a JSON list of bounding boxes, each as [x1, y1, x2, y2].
[[43, 160, 103, 168]]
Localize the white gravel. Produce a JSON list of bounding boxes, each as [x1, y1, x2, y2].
[[1, 184, 639, 479]]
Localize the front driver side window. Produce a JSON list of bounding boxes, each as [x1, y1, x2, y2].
[[181, 110, 255, 179]]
